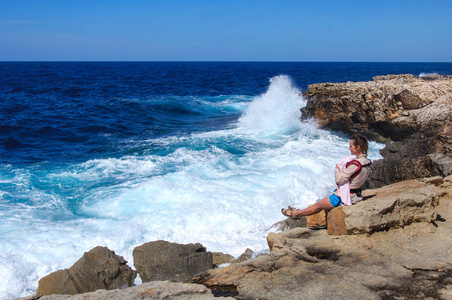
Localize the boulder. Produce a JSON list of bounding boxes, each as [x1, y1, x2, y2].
[[394, 89, 424, 109], [327, 179, 443, 235], [133, 240, 213, 283], [26, 281, 235, 300], [37, 246, 136, 296]]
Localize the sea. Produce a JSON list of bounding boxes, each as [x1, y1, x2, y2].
[[1, 62, 451, 299]]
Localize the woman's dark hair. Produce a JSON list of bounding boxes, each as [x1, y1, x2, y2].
[[351, 134, 368, 154]]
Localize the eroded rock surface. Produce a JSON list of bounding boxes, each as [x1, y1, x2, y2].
[[37, 246, 136, 296], [327, 178, 443, 235], [133, 240, 213, 283]]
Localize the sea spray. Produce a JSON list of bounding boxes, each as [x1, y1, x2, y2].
[[238, 75, 304, 135]]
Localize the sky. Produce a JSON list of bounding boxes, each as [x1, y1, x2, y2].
[[0, 0, 450, 62]]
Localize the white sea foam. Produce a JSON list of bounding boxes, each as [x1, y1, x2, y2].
[[419, 72, 439, 77], [0, 75, 384, 299], [238, 75, 305, 135]]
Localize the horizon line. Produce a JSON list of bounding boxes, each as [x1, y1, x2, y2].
[[1, 60, 452, 63]]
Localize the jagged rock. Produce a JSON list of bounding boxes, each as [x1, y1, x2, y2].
[[327, 179, 443, 235], [193, 178, 452, 300], [133, 240, 213, 283], [25, 281, 235, 300], [36, 246, 136, 296], [231, 248, 254, 264], [301, 74, 452, 187]]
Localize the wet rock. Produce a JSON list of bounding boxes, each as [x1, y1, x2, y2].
[[37, 246, 136, 296], [133, 240, 213, 283]]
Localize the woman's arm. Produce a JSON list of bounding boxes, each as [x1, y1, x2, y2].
[[335, 164, 359, 186]]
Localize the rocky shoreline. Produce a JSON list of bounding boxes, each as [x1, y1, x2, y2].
[[17, 74, 452, 300]]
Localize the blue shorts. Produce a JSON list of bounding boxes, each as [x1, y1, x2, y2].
[[329, 193, 343, 207]]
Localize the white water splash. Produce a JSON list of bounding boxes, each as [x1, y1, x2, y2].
[[419, 72, 439, 77], [238, 75, 305, 136]]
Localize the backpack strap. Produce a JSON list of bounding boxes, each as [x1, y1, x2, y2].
[[346, 160, 372, 179], [346, 160, 362, 179]]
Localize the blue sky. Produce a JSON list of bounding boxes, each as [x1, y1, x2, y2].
[[0, 0, 450, 61]]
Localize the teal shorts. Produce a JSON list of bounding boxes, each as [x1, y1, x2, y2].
[[329, 193, 343, 207]]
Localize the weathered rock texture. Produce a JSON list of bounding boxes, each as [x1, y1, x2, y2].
[[193, 177, 452, 300], [20, 281, 235, 300], [301, 74, 452, 187], [212, 252, 234, 266], [133, 240, 213, 283], [36, 246, 136, 296], [327, 178, 442, 235]]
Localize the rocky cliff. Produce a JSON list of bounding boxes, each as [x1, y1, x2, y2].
[[301, 74, 452, 188]]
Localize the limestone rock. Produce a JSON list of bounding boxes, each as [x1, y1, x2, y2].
[[37, 246, 136, 296], [133, 240, 213, 283], [394, 89, 424, 109], [327, 179, 442, 235], [304, 74, 452, 142], [29, 281, 235, 300], [305, 210, 326, 229]]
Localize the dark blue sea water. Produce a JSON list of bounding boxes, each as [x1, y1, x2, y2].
[[2, 62, 451, 164], [1, 62, 451, 299]]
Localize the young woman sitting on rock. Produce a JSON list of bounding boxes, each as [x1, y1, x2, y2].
[[281, 134, 372, 219]]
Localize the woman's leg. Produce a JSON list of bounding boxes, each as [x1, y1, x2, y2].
[[287, 196, 334, 218]]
